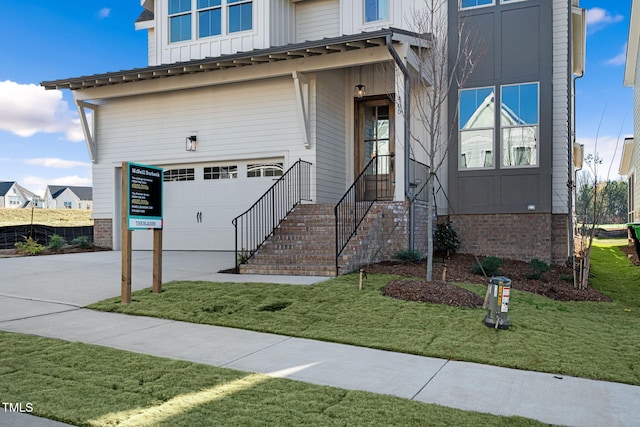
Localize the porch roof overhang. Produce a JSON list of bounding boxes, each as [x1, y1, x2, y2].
[[41, 28, 431, 92]]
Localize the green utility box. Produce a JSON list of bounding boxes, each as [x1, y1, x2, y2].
[[484, 276, 511, 329]]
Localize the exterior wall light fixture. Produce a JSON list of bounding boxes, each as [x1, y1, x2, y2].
[[355, 84, 366, 99], [186, 135, 197, 151]]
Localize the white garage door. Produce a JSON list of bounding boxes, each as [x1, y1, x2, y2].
[[132, 160, 284, 251]]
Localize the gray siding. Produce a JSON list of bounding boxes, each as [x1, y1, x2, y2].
[[296, 0, 340, 42], [448, 0, 560, 215], [315, 69, 347, 203]]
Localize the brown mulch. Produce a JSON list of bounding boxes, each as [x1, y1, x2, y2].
[[368, 253, 617, 307]]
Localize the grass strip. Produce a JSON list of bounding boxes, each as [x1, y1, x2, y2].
[[88, 243, 640, 386], [0, 331, 544, 426]]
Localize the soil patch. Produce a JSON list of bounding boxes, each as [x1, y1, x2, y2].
[[367, 253, 614, 306]]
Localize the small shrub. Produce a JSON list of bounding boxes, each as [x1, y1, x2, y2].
[[72, 235, 93, 249], [471, 256, 502, 276], [393, 249, 423, 263], [15, 236, 45, 255], [526, 258, 551, 281], [48, 234, 66, 251], [434, 221, 460, 256], [237, 248, 251, 265]]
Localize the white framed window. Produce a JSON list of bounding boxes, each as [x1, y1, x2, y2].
[[460, 0, 494, 10], [228, 0, 252, 33], [198, 0, 222, 38], [204, 165, 237, 180], [364, 0, 389, 23], [459, 87, 495, 170], [164, 168, 195, 182], [501, 82, 539, 168], [170, 0, 253, 43], [169, 0, 192, 43], [247, 163, 284, 178], [64, 201, 73, 209]]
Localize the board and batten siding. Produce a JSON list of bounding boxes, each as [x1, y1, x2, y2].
[[552, 0, 571, 214], [315, 69, 347, 203], [296, 0, 340, 42], [92, 77, 312, 219], [269, 0, 296, 47], [633, 40, 640, 219]]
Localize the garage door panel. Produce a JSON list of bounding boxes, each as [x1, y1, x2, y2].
[[133, 166, 281, 251]]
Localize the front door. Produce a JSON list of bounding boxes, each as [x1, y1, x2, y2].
[[355, 98, 395, 201]]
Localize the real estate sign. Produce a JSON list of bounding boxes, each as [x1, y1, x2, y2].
[[127, 162, 163, 230]]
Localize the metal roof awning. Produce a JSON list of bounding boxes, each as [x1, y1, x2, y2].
[[41, 28, 431, 91]]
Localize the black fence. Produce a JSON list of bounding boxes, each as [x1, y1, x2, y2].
[[0, 225, 93, 250]]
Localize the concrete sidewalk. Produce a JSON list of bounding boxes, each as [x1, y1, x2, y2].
[[1, 251, 639, 427]]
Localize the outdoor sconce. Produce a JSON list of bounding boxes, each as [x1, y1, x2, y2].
[[355, 84, 366, 99], [185, 135, 197, 151]]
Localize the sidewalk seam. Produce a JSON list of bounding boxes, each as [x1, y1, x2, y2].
[[220, 336, 294, 367], [0, 307, 82, 324], [410, 359, 450, 401]]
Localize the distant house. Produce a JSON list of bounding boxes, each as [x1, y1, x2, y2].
[[0, 181, 42, 208], [44, 186, 93, 210]]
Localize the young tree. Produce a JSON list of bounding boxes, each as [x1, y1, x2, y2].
[[399, 0, 484, 281]]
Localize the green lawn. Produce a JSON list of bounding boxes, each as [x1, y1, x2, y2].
[[89, 242, 640, 386], [0, 331, 544, 426]]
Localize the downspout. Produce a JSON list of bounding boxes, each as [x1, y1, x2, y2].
[[387, 34, 414, 250]]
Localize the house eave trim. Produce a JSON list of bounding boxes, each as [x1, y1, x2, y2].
[[40, 29, 431, 91]]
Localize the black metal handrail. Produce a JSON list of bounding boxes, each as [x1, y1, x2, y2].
[[233, 159, 312, 271], [334, 154, 393, 275]]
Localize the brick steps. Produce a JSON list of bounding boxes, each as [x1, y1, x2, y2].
[[239, 204, 338, 276]]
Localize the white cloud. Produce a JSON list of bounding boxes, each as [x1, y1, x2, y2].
[[586, 7, 624, 34], [605, 43, 627, 66], [0, 80, 84, 142], [25, 158, 91, 169], [576, 134, 630, 180], [98, 7, 111, 19]]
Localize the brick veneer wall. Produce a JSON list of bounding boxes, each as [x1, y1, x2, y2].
[[449, 213, 570, 265], [339, 201, 432, 273], [94, 218, 113, 249]]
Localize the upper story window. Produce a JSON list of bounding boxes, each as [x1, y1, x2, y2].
[[169, 0, 192, 43], [459, 87, 495, 170], [228, 0, 252, 33], [460, 0, 494, 9], [365, 0, 389, 23], [501, 82, 539, 168], [198, 0, 222, 38], [460, 0, 526, 10], [170, 0, 252, 43]]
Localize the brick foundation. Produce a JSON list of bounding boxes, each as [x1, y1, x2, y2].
[[93, 218, 113, 249], [449, 213, 570, 265]]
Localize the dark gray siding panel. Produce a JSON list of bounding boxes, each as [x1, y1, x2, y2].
[[448, 0, 557, 215]]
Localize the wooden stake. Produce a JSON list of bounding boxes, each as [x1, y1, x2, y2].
[[152, 228, 163, 293], [359, 269, 363, 290], [441, 265, 447, 283], [121, 162, 132, 304]]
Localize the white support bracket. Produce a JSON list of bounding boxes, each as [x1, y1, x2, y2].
[[292, 71, 311, 149], [76, 100, 98, 163]]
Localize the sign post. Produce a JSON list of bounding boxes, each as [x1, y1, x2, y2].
[[121, 162, 164, 304]]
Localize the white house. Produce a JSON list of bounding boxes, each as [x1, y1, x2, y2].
[[622, 0, 640, 248], [44, 186, 93, 210], [42, 0, 585, 273], [0, 182, 42, 209]]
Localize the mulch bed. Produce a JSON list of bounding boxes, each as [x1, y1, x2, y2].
[[0, 246, 109, 258], [367, 253, 618, 307]]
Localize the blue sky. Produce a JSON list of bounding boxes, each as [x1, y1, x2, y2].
[[0, 0, 634, 196]]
